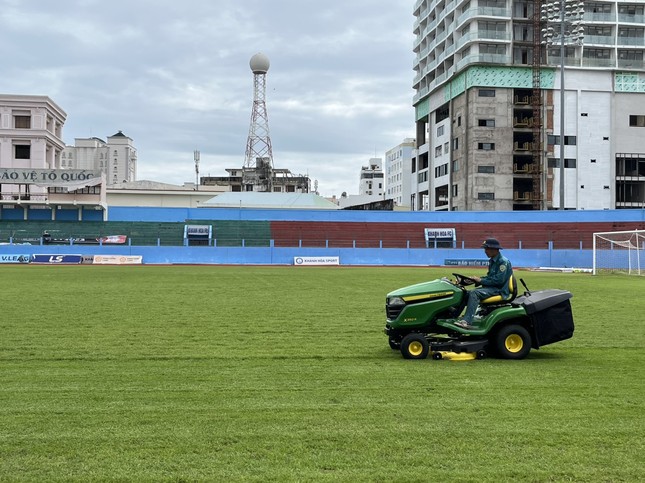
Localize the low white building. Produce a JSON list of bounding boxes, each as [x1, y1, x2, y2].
[[107, 180, 225, 208]]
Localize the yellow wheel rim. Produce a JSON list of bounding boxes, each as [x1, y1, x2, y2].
[[408, 341, 424, 356], [505, 334, 524, 353]]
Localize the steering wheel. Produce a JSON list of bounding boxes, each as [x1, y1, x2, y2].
[[452, 273, 477, 287]]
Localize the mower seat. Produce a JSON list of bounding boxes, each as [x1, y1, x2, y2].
[[480, 274, 517, 305]]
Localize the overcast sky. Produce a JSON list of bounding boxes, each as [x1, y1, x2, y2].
[[0, 0, 416, 197]]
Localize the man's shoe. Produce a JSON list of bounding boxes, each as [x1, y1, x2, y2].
[[455, 320, 476, 330]]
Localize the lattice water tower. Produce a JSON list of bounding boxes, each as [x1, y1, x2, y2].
[[243, 53, 274, 192]]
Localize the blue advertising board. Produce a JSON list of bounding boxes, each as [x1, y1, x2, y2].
[[0, 254, 31, 264], [32, 255, 83, 265]]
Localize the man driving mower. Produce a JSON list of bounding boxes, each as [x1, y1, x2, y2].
[[455, 238, 513, 330]]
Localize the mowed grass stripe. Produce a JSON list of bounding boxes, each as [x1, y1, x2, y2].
[[0, 266, 643, 481]]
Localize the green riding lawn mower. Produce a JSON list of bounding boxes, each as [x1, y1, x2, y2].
[[384, 273, 574, 360]]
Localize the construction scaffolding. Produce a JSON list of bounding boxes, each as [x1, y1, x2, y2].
[[531, 0, 545, 210]]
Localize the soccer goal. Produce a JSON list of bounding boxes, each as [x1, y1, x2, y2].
[[593, 229, 645, 275]]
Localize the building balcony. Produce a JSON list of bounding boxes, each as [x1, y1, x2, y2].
[[513, 142, 538, 152], [581, 57, 616, 68], [514, 163, 539, 174], [456, 7, 511, 28], [513, 117, 535, 128], [513, 191, 534, 201], [617, 59, 645, 69], [455, 53, 512, 71], [545, 55, 582, 67], [584, 12, 616, 23], [585, 35, 616, 46], [618, 13, 645, 24], [617, 36, 645, 47]]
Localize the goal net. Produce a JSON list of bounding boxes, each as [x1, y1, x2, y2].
[[593, 230, 645, 275]]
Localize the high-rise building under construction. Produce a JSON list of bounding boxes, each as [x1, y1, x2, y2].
[[412, 0, 645, 211]]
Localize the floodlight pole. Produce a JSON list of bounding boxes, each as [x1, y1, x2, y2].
[[194, 150, 200, 191], [542, 0, 584, 210], [559, 0, 565, 210]]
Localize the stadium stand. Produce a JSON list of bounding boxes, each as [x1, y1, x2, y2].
[[270, 221, 645, 250], [0, 220, 272, 247]]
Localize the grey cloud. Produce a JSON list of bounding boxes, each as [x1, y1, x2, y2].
[[0, 0, 415, 197]]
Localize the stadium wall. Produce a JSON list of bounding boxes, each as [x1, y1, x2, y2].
[[0, 243, 590, 268]]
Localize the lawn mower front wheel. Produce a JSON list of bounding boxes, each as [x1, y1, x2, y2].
[[400, 333, 429, 359]]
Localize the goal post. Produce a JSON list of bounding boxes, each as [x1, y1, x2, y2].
[[593, 229, 645, 275]]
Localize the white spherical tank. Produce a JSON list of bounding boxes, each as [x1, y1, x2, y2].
[[250, 53, 270, 74]]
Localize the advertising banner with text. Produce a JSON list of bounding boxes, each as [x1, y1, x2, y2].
[[93, 255, 143, 265], [294, 256, 340, 266], [0, 168, 102, 188], [0, 254, 31, 264], [32, 255, 83, 264]]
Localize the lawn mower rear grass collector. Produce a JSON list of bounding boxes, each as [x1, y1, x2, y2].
[[384, 274, 575, 360]]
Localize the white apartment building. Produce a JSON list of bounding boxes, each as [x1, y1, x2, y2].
[[386, 138, 415, 209], [338, 158, 386, 209], [359, 158, 385, 197], [62, 131, 137, 186], [412, 0, 645, 210]]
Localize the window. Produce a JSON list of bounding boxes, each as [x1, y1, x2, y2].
[[478, 165, 496, 173], [588, 2, 610, 13], [452, 137, 459, 150], [14, 115, 31, 129], [479, 1, 505, 9], [478, 142, 495, 150], [457, 116, 462, 127], [478, 192, 495, 200], [436, 104, 449, 123], [437, 125, 444, 137], [588, 26, 612, 36], [618, 4, 644, 15], [452, 184, 458, 197], [629, 115, 645, 127], [584, 48, 611, 59], [478, 119, 495, 127], [479, 89, 496, 97], [435, 146, 443, 157], [479, 44, 506, 55], [444, 142, 449, 154], [477, 20, 506, 32], [434, 164, 448, 178], [619, 50, 644, 61], [608, 27, 643, 38], [14, 144, 30, 159], [514, 24, 533, 41], [452, 160, 459, 172], [547, 158, 577, 168], [547, 135, 577, 145], [418, 171, 428, 183]]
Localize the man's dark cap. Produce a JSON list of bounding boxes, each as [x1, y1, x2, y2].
[[482, 238, 503, 249]]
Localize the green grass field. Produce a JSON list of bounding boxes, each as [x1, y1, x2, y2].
[[0, 266, 643, 482]]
